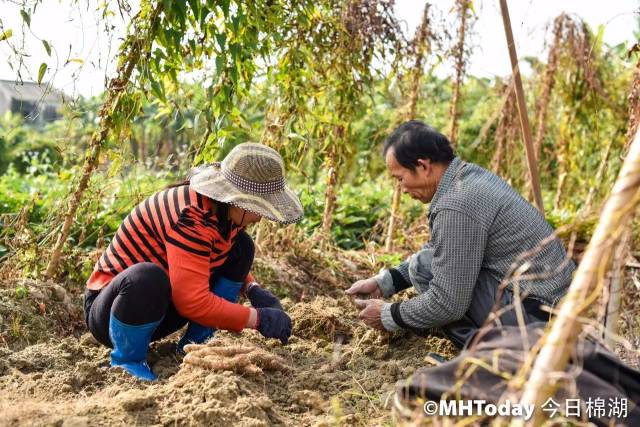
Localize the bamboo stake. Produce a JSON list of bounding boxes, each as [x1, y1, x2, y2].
[[603, 228, 631, 348], [498, 0, 544, 214], [385, 4, 431, 252], [601, 58, 640, 347], [517, 126, 640, 426], [45, 2, 163, 279]]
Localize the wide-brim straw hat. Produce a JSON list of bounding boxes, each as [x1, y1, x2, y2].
[[190, 143, 304, 224]]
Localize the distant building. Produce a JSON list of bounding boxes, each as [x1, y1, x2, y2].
[[0, 79, 64, 124]]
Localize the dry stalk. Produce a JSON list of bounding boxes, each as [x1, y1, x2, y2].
[[44, 3, 164, 279], [626, 58, 640, 151], [490, 83, 517, 175], [532, 14, 566, 163], [553, 111, 575, 211], [475, 79, 513, 148], [516, 126, 640, 426], [350, 373, 381, 415], [385, 4, 432, 252], [448, 0, 473, 148], [320, 137, 340, 243]]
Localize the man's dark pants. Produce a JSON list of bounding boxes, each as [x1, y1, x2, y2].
[[408, 248, 551, 349]]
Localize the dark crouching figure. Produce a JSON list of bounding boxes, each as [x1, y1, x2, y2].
[[346, 120, 575, 348]]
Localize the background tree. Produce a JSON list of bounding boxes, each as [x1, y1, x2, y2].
[[448, 0, 475, 148], [385, 3, 432, 252], [45, 1, 164, 278]]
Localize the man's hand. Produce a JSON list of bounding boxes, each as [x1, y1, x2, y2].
[[354, 299, 385, 331], [345, 277, 382, 299]]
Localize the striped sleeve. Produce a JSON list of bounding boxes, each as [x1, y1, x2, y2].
[[166, 205, 250, 331]]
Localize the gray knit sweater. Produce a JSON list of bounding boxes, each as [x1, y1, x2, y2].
[[378, 157, 575, 332]]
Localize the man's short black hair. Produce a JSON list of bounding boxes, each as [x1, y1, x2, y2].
[[383, 120, 455, 171]]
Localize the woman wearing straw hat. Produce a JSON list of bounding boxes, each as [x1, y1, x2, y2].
[[84, 143, 303, 381]]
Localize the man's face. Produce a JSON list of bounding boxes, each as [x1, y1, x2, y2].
[[385, 148, 438, 203]]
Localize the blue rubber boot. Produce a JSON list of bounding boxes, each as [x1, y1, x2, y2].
[[109, 314, 161, 381], [176, 277, 243, 354]]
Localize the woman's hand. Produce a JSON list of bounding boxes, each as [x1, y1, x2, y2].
[[255, 308, 292, 344], [247, 283, 283, 310], [246, 308, 258, 328]]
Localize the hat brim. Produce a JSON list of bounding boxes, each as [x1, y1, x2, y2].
[[190, 164, 304, 225]]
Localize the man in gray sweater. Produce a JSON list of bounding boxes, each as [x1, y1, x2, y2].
[[346, 120, 575, 348]]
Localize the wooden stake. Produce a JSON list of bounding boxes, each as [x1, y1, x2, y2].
[[498, 0, 544, 214], [516, 126, 640, 426]]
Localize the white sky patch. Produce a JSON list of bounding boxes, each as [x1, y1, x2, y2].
[[395, 0, 638, 79], [0, 0, 637, 98]]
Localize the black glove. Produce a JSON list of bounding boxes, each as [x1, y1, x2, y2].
[[247, 284, 283, 310], [256, 308, 292, 344]]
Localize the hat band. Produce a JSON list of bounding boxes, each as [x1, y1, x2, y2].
[[222, 166, 286, 194]]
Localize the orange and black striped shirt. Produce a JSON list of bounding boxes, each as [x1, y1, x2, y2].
[[86, 185, 253, 331]]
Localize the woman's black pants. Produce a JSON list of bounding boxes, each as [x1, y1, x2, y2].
[[84, 230, 254, 348]]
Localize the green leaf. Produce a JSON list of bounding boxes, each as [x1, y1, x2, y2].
[[231, 15, 240, 34], [468, 1, 476, 15], [15, 286, 28, 299], [595, 24, 605, 52], [20, 10, 31, 28], [42, 40, 51, 56], [215, 33, 227, 51], [151, 80, 166, 102], [220, 0, 230, 17], [286, 133, 307, 142], [187, 0, 200, 22], [0, 29, 12, 41], [37, 63, 47, 84], [229, 42, 239, 60], [215, 55, 224, 76]]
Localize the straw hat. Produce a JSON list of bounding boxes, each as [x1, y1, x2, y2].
[[190, 143, 304, 224]]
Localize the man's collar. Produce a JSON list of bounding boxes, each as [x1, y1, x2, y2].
[[429, 156, 462, 213]]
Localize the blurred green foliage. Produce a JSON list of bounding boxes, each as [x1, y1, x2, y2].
[[0, 6, 636, 284]]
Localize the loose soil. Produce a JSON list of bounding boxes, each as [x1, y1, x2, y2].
[[3, 249, 637, 426], [0, 252, 457, 426]]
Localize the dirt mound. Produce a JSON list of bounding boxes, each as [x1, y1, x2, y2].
[[0, 279, 84, 350], [252, 249, 378, 301], [289, 296, 360, 341], [0, 296, 458, 426]]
